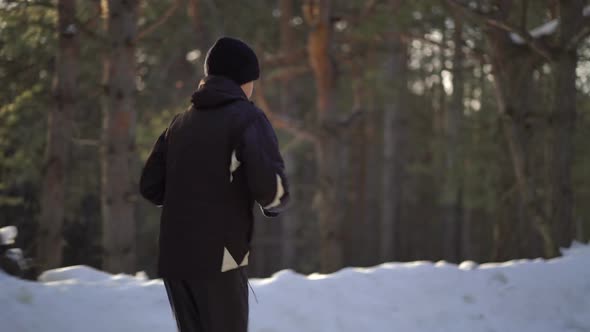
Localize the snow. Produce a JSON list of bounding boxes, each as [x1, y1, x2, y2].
[[1, 242, 590, 332], [0, 225, 17, 245], [511, 5, 590, 44], [510, 20, 559, 44]]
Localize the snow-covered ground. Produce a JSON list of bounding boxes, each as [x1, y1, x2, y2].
[[1, 243, 590, 332]]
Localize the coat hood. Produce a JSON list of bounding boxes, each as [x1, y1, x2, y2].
[[190, 75, 248, 110]]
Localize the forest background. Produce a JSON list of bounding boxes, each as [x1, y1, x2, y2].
[[1, 0, 589, 278]]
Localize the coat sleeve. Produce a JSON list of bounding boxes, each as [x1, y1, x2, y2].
[[236, 112, 290, 217], [139, 124, 172, 207]]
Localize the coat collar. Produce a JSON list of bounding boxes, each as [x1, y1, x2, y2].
[[190, 75, 248, 110]]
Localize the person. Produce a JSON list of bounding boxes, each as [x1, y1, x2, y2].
[[139, 36, 289, 332]]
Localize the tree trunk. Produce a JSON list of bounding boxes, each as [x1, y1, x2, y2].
[[187, 0, 210, 79], [100, 0, 138, 274], [550, 0, 583, 250], [304, 0, 343, 273], [343, 64, 368, 266], [380, 31, 407, 262], [187, 0, 206, 47], [361, 54, 381, 266], [477, 0, 558, 258], [442, 15, 465, 263], [486, 28, 554, 258], [279, 0, 298, 269], [37, 0, 79, 272]]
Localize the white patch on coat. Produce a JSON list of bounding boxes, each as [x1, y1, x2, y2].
[[229, 150, 241, 182], [240, 251, 249, 267], [221, 247, 249, 272], [263, 174, 285, 210]]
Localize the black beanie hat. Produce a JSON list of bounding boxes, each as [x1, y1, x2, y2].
[[204, 37, 260, 85]]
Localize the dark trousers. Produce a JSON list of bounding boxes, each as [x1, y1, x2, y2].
[[163, 267, 249, 332]]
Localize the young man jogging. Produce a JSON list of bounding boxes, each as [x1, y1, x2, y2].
[[139, 36, 289, 332]]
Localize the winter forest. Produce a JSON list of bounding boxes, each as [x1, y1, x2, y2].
[[1, 0, 590, 282]]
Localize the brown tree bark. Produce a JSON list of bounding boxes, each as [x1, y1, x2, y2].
[[187, 0, 202, 38], [187, 0, 210, 57], [100, 0, 139, 274], [37, 0, 79, 272], [279, 0, 298, 270], [303, 0, 343, 273]]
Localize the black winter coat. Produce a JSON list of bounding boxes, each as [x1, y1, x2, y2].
[[139, 75, 289, 279]]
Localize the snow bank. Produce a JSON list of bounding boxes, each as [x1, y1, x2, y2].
[[38, 265, 119, 283], [1, 242, 590, 332]]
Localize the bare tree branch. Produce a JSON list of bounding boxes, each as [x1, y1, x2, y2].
[[71, 138, 101, 147], [266, 65, 310, 82], [342, 0, 380, 26], [74, 12, 107, 43], [446, 0, 553, 60], [262, 47, 308, 66], [254, 81, 318, 145], [567, 17, 590, 51], [336, 109, 363, 127], [136, 0, 181, 42], [398, 31, 489, 64]]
